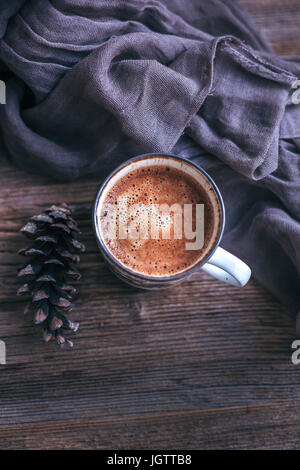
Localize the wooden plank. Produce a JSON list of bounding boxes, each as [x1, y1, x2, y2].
[[240, 0, 300, 54], [2, 402, 300, 449]]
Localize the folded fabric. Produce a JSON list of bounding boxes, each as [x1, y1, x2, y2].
[[0, 1, 299, 323]]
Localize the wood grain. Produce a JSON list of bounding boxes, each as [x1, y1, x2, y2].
[[0, 0, 299, 450], [241, 0, 300, 54]]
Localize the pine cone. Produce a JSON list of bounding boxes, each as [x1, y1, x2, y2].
[[17, 203, 85, 348]]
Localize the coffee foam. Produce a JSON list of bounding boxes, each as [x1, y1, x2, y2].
[[98, 160, 221, 277]]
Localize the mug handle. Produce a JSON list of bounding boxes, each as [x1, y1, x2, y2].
[[201, 247, 251, 287]]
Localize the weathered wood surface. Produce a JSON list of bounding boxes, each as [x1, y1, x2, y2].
[[0, 0, 299, 450]]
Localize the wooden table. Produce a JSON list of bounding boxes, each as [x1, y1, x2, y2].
[[0, 0, 299, 450]]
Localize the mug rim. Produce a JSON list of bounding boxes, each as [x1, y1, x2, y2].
[[93, 153, 225, 282]]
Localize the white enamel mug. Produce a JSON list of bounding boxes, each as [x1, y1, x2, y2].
[[94, 153, 251, 289]]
